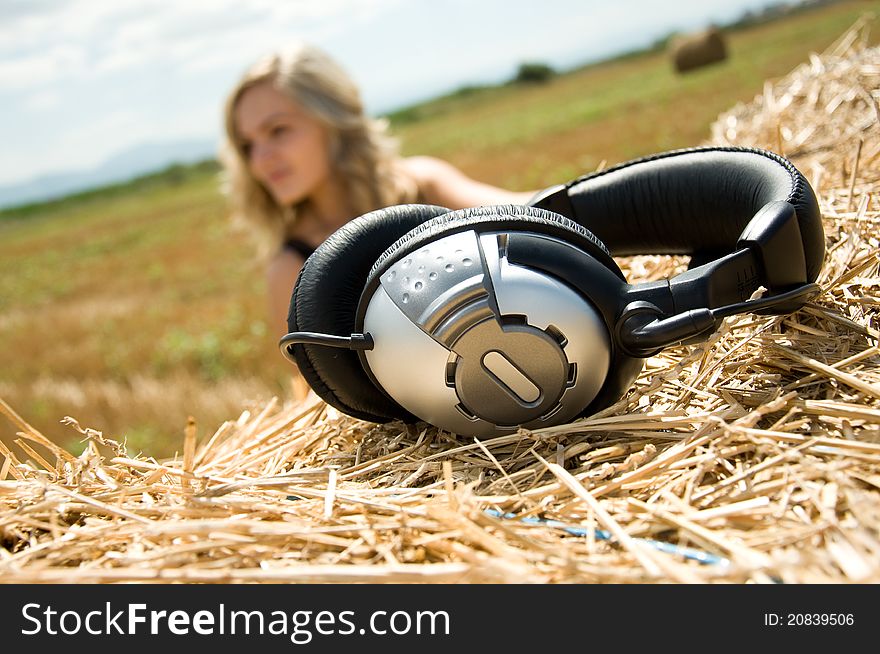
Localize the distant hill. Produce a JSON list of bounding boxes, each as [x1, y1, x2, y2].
[[0, 138, 219, 209]]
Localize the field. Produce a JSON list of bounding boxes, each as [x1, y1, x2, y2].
[[1, 0, 877, 458]]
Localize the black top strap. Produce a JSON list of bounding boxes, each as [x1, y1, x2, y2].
[[284, 238, 317, 261]]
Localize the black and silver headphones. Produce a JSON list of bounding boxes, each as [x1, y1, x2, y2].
[[280, 146, 824, 437]]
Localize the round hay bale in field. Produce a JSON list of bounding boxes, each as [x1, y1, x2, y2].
[[670, 26, 728, 73]]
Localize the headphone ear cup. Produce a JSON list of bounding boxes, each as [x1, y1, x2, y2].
[[289, 204, 451, 423], [356, 204, 624, 436]]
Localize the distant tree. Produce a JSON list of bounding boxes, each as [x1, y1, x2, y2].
[[512, 62, 556, 84], [649, 31, 678, 52]]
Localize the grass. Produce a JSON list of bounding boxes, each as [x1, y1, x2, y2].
[[393, 0, 879, 188], [1, 0, 876, 459]]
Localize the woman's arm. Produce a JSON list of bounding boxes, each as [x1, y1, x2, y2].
[[267, 250, 313, 401], [266, 249, 304, 340], [403, 156, 536, 210]]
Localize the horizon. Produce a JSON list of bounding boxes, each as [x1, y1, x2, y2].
[[1, 0, 808, 196]]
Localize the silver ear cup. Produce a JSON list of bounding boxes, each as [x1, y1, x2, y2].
[[361, 230, 611, 436]]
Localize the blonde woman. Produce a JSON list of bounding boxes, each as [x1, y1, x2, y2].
[[220, 42, 533, 395]]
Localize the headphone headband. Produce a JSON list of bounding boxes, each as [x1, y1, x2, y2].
[[531, 146, 823, 312]]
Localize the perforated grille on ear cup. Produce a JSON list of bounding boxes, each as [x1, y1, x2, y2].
[[288, 204, 451, 423], [363, 205, 622, 296]]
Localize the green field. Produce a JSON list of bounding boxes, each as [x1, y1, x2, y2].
[[1, 0, 877, 458]]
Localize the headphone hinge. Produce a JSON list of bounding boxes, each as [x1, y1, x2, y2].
[[736, 201, 808, 290]]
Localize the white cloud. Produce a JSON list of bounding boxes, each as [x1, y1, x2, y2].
[[23, 89, 61, 112], [1, 0, 401, 88], [2, 1, 130, 55], [0, 44, 87, 90]]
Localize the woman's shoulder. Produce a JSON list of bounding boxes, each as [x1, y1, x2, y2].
[[399, 155, 535, 209], [400, 155, 462, 187], [399, 156, 473, 207]]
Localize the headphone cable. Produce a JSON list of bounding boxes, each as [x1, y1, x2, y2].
[[710, 282, 821, 319], [279, 332, 374, 364]]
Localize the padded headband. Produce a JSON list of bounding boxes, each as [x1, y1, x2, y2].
[[532, 146, 824, 283]]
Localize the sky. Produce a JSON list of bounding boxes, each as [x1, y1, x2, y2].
[[1, 0, 798, 187]]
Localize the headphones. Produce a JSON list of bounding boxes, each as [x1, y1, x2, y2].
[[280, 146, 824, 437]]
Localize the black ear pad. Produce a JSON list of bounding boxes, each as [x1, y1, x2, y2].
[[288, 204, 451, 423], [362, 204, 623, 296], [563, 146, 824, 281]]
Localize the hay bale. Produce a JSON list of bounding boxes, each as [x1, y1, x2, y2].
[[670, 26, 728, 73]]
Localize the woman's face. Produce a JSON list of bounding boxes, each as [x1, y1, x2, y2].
[[233, 81, 333, 206]]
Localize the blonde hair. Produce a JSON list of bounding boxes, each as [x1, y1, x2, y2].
[[220, 42, 418, 259]]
